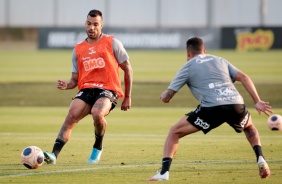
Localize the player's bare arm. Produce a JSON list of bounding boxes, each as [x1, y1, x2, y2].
[[235, 71, 272, 116], [57, 73, 78, 90], [235, 71, 260, 103], [160, 89, 176, 103], [119, 60, 133, 111]]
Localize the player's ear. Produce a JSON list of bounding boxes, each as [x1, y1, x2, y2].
[[186, 50, 190, 60]]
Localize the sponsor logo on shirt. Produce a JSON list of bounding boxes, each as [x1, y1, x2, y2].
[[208, 81, 241, 102], [83, 83, 104, 88], [208, 81, 231, 89], [216, 95, 242, 101], [82, 57, 90, 61], [215, 87, 237, 96], [196, 57, 213, 64], [88, 47, 96, 54], [83, 58, 105, 71]]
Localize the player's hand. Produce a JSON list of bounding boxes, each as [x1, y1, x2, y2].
[[255, 101, 272, 116], [121, 96, 131, 111], [160, 89, 176, 103], [57, 80, 67, 90], [160, 91, 170, 103]]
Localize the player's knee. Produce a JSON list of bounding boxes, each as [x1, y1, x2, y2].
[[65, 112, 80, 123], [243, 124, 258, 136], [168, 125, 179, 135], [92, 111, 104, 122]]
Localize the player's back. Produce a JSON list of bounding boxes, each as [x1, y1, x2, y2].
[[186, 54, 244, 107]]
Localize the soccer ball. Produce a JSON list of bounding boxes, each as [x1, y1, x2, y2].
[[267, 114, 282, 131], [20, 146, 44, 169]]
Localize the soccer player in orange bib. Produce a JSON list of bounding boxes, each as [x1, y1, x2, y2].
[[44, 9, 133, 164]]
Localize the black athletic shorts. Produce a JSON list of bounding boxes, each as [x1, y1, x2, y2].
[[186, 104, 249, 134], [73, 88, 118, 112]]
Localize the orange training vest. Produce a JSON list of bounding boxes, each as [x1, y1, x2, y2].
[[75, 34, 124, 98]]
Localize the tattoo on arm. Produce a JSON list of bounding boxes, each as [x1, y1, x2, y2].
[[65, 73, 78, 90], [67, 77, 78, 89], [119, 61, 133, 97]]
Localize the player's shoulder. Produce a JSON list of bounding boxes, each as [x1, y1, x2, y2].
[[102, 33, 114, 39], [75, 39, 87, 46]]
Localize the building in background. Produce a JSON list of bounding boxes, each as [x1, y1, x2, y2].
[[0, 0, 281, 50]]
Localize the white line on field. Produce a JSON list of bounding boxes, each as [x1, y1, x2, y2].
[[1, 159, 282, 179]]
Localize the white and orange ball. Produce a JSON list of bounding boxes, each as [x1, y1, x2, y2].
[[267, 114, 282, 131], [20, 146, 44, 169]]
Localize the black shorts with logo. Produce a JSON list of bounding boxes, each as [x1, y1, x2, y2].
[[74, 88, 118, 112], [186, 104, 249, 134]]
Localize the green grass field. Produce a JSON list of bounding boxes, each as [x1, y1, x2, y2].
[[0, 49, 282, 183], [0, 50, 282, 108]]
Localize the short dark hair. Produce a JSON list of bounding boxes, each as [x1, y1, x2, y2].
[[87, 9, 103, 19], [186, 37, 204, 53]]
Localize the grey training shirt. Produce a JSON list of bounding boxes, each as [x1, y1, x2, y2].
[[168, 54, 244, 107], [71, 34, 129, 73]]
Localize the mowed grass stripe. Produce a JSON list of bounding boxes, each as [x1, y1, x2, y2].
[[2, 159, 282, 179], [1, 132, 282, 139], [1, 107, 281, 183], [0, 50, 282, 83], [0, 50, 282, 108], [0, 82, 282, 108]]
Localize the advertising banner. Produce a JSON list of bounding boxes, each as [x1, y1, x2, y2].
[[38, 27, 220, 50], [221, 27, 282, 51]]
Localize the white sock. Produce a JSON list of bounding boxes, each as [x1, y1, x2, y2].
[[258, 155, 265, 163]]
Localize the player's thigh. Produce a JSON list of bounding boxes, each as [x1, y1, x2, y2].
[[91, 97, 112, 116], [67, 98, 91, 121], [170, 116, 200, 137]]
